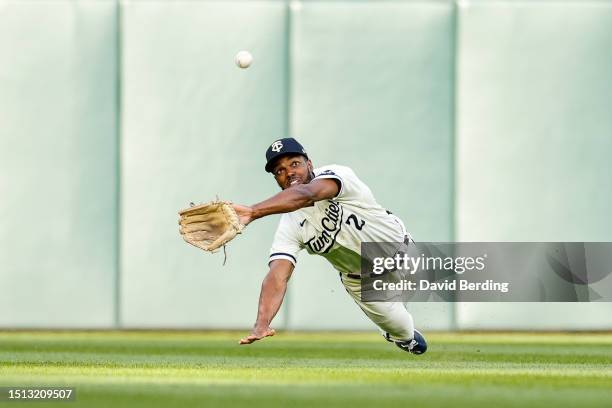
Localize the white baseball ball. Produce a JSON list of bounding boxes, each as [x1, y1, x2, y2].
[[235, 51, 253, 69]]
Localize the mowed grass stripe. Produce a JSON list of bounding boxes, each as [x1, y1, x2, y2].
[[3, 352, 612, 370], [2, 364, 611, 385], [4, 382, 610, 408], [2, 339, 611, 365]]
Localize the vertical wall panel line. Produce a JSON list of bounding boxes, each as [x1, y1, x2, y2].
[[450, 0, 459, 331], [282, 0, 294, 329], [114, 0, 123, 329]]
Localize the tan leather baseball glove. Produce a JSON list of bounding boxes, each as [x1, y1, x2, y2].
[[178, 200, 245, 252]]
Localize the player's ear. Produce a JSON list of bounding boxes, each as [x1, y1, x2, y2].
[[306, 159, 313, 172]]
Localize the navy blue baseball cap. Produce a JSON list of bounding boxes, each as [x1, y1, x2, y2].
[[264, 138, 309, 172]]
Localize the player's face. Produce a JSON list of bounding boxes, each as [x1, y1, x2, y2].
[[271, 155, 314, 190]]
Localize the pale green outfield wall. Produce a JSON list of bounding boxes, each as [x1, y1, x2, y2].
[[455, 2, 612, 329], [120, 1, 289, 328], [1, 0, 610, 330], [0, 1, 118, 328], [287, 1, 455, 330]]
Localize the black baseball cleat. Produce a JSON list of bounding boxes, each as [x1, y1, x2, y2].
[[386, 329, 428, 355]]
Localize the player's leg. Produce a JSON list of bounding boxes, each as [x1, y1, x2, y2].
[[356, 300, 428, 355], [341, 275, 427, 354], [356, 300, 414, 340]]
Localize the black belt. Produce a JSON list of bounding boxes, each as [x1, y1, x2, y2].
[[342, 236, 413, 280]]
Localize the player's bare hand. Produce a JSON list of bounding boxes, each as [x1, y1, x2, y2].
[[232, 203, 255, 226], [239, 327, 276, 345]]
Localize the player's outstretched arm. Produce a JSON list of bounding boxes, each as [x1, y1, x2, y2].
[[239, 259, 294, 345], [233, 178, 339, 226]]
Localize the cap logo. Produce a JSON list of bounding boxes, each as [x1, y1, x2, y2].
[[271, 141, 283, 152]]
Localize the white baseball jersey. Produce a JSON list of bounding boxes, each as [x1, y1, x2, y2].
[[269, 165, 409, 274]]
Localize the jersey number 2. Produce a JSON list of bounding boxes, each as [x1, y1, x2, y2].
[[346, 214, 365, 231]]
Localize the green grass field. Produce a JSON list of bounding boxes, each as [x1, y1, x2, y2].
[[1, 331, 611, 407]]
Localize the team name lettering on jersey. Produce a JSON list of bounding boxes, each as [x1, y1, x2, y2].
[[269, 165, 408, 273], [305, 200, 343, 254]]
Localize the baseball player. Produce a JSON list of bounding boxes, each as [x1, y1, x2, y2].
[[232, 138, 427, 354]]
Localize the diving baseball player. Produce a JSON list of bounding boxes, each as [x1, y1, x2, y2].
[[232, 138, 427, 354]]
